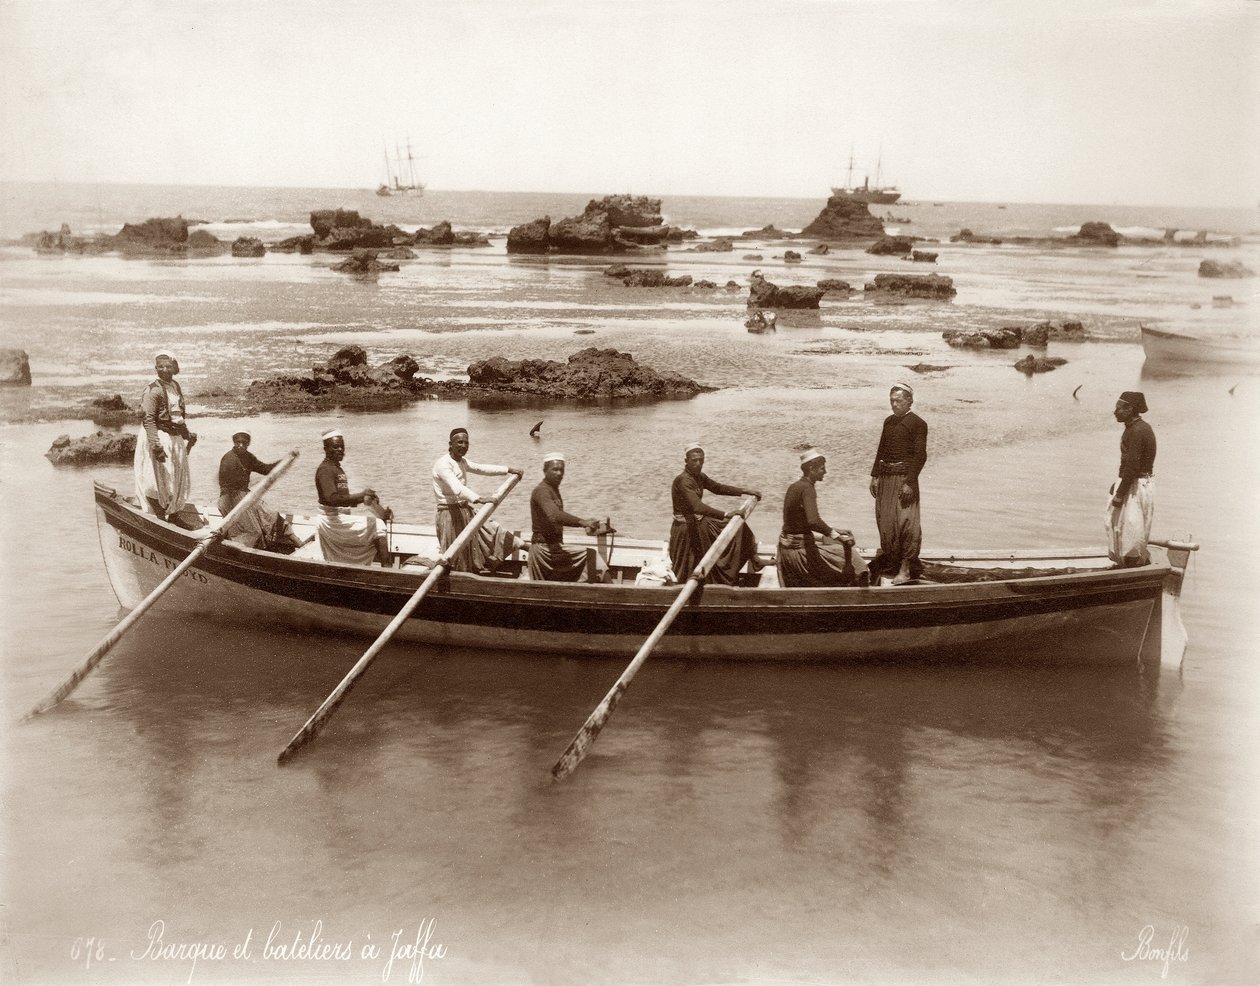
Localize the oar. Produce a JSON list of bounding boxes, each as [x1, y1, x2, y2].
[[24, 449, 300, 719], [277, 472, 522, 765], [551, 495, 758, 781]]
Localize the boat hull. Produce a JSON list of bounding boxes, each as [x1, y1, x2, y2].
[[95, 485, 1175, 668], [830, 188, 902, 204], [1141, 325, 1260, 367]]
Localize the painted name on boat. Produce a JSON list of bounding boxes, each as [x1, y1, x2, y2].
[[117, 534, 209, 584]]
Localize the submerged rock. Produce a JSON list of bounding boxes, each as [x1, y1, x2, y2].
[[943, 328, 1020, 349], [0, 348, 31, 386], [46, 430, 136, 465], [867, 235, 914, 256], [231, 236, 267, 258], [1070, 221, 1121, 246], [331, 249, 400, 275], [816, 279, 853, 294], [1014, 355, 1069, 374], [911, 250, 938, 263], [1198, 259, 1255, 278]]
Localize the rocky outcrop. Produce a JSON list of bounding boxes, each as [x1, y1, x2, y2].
[[331, 249, 400, 276], [783, 250, 802, 263], [867, 235, 914, 256], [1199, 259, 1255, 278], [816, 279, 853, 293], [943, 329, 1021, 350], [911, 250, 938, 263], [231, 236, 267, 258], [864, 273, 957, 299], [748, 270, 824, 309], [506, 195, 667, 255], [187, 229, 226, 254], [799, 195, 885, 240], [466, 348, 710, 400], [1070, 222, 1121, 247], [46, 430, 136, 465], [808, 243, 830, 255], [506, 217, 551, 254], [108, 217, 195, 255], [1014, 355, 1069, 374], [950, 228, 1002, 245], [737, 225, 792, 240], [684, 237, 734, 253], [271, 234, 315, 254], [0, 348, 31, 386], [622, 270, 693, 288]]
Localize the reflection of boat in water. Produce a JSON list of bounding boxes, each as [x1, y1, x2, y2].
[[831, 152, 901, 204], [376, 138, 425, 196], [1140, 324, 1260, 368], [96, 483, 1196, 668]]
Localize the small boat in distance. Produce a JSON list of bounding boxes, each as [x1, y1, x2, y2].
[[376, 138, 425, 196], [1140, 324, 1260, 368], [831, 151, 901, 204]]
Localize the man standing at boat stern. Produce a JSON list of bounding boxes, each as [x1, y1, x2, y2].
[[1106, 391, 1156, 567], [869, 383, 927, 585], [315, 430, 392, 566], [527, 453, 608, 582], [669, 443, 762, 586], [432, 428, 524, 573], [134, 353, 197, 521]]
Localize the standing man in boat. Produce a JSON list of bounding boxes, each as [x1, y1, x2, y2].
[[669, 443, 762, 585], [778, 450, 869, 587], [432, 428, 524, 573], [134, 353, 197, 522], [1106, 391, 1157, 567], [314, 429, 392, 566], [869, 382, 927, 585], [527, 453, 609, 583], [217, 432, 301, 551]]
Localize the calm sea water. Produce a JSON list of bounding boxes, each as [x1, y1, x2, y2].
[[1, 183, 1259, 985]]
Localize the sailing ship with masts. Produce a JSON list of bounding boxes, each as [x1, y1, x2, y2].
[[376, 139, 425, 197], [831, 149, 901, 204]]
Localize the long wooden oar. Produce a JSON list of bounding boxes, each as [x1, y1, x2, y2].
[[277, 472, 522, 765], [551, 495, 758, 781], [24, 450, 300, 719]]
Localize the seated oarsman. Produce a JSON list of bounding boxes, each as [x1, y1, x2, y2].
[[432, 427, 524, 573], [217, 432, 301, 551], [527, 453, 609, 583], [669, 442, 762, 586], [314, 430, 392, 566], [777, 449, 870, 588]]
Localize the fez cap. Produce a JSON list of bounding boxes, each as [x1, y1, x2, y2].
[[1117, 391, 1148, 413]]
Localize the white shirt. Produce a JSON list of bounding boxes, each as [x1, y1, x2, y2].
[[432, 452, 508, 507]]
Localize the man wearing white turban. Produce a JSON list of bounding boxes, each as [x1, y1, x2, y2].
[[777, 450, 869, 587], [314, 430, 392, 566], [527, 453, 609, 582]]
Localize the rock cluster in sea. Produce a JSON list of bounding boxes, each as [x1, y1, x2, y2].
[[942, 320, 1084, 350], [747, 270, 824, 309], [466, 348, 713, 400], [602, 265, 694, 288], [506, 196, 674, 255], [864, 273, 957, 300], [798, 194, 886, 240], [46, 430, 137, 466], [331, 249, 401, 276], [272, 210, 490, 254], [866, 235, 916, 256], [1013, 355, 1069, 374], [240, 345, 709, 412]]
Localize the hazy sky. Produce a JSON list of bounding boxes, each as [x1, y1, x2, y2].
[[1, 0, 1256, 206]]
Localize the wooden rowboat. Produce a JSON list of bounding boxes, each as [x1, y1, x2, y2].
[[1140, 324, 1260, 367], [94, 482, 1197, 669]]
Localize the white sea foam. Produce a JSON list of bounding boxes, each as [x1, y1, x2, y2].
[[0, 288, 188, 306]]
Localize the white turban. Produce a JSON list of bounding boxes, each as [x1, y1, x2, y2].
[[542, 452, 565, 464], [321, 429, 343, 441], [891, 382, 914, 396], [684, 442, 704, 454], [799, 448, 824, 466]]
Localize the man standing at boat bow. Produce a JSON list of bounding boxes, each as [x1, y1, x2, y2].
[[1105, 391, 1156, 567], [869, 382, 927, 585], [433, 428, 524, 573], [134, 353, 197, 522]]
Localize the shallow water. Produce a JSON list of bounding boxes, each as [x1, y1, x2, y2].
[[2, 187, 1259, 985]]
